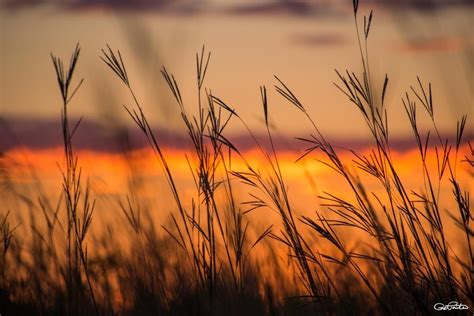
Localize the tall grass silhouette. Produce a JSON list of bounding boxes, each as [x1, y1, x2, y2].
[[0, 0, 472, 315]]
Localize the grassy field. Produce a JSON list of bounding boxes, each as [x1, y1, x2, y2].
[[1, 1, 472, 315]]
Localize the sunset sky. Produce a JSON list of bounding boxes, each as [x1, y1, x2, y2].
[[1, 3, 473, 314], [1, 0, 473, 213], [1, 0, 472, 142]]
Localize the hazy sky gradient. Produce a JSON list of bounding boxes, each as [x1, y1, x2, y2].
[[1, 0, 473, 145]]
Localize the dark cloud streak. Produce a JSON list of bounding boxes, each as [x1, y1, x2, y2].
[[4, 0, 472, 14], [1, 117, 470, 154], [291, 33, 347, 47], [391, 37, 468, 53], [2, 0, 201, 12]]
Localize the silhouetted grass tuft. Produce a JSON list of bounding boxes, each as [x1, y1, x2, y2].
[[0, 1, 472, 315]]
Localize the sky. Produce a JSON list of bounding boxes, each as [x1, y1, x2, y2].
[[1, 0, 472, 149], [0, 0, 473, 258], [0, 2, 473, 304]]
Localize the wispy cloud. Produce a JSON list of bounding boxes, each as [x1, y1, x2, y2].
[[3, 0, 473, 15], [391, 36, 471, 53], [224, 1, 315, 16], [0, 117, 190, 153], [2, 0, 200, 12], [369, 0, 474, 11], [291, 32, 347, 47], [1, 117, 469, 154]]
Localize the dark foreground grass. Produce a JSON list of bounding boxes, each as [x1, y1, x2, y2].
[[1, 1, 472, 315]]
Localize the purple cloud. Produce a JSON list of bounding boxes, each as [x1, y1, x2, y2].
[[2, 117, 470, 154], [291, 33, 347, 47]]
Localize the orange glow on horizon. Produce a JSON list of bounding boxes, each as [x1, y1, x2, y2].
[[3, 144, 471, 210], [3, 144, 472, 183]]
